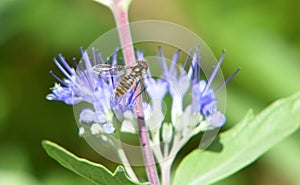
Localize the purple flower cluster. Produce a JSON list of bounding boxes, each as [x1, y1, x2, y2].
[[47, 47, 233, 135], [47, 49, 137, 134]]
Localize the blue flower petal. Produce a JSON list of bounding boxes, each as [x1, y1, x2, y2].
[[145, 78, 168, 99], [103, 123, 115, 134], [207, 111, 226, 128]]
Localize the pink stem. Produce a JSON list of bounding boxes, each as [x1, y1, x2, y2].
[[137, 115, 160, 185], [110, 2, 160, 185], [111, 2, 136, 66]]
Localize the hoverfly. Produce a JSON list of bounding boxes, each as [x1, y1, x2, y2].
[[92, 61, 149, 101], [114, 61, 148, 97]]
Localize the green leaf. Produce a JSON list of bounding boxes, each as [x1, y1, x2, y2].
[[42, 140, 148, 185], [174, 91, 300, 185], [263, 135, 300, 185]]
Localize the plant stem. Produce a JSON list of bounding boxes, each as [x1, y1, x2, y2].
[[137, 115, 160, 185], [117, 148, 139, 182], [160, 158, 173, 185], [110, 1, 160, 184], [108, 135, 139, 182], [110, 1, 136, 66]]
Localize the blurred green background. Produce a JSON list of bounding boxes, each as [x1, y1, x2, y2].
[[0, 0, 299, 184]]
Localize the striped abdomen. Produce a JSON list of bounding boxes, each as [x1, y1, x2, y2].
[[114, 61, 147, 97], [115, 73, 138, 97]]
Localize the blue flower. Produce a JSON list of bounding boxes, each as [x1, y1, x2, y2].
[[189, 49, 227, 128], [120, 47, 237, 140], [47, 49, 139, 134], [47, 47, 237, 137], [133, 47, 240, 165], [152, 47, 228, 130]]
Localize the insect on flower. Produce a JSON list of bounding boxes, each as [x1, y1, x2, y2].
[[115, 60, 148, 98], [92, 60, 149, 106]]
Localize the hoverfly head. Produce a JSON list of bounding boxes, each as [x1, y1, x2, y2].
[[138, 60, 148, 71]]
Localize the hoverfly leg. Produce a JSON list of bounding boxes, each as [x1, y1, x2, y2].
[[109, 68, 115, 88], [132, 79, 149, 111], [132, 86, 146, 103]]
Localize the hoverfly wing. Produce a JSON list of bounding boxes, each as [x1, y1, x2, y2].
[[92, 64, 127, 77]]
